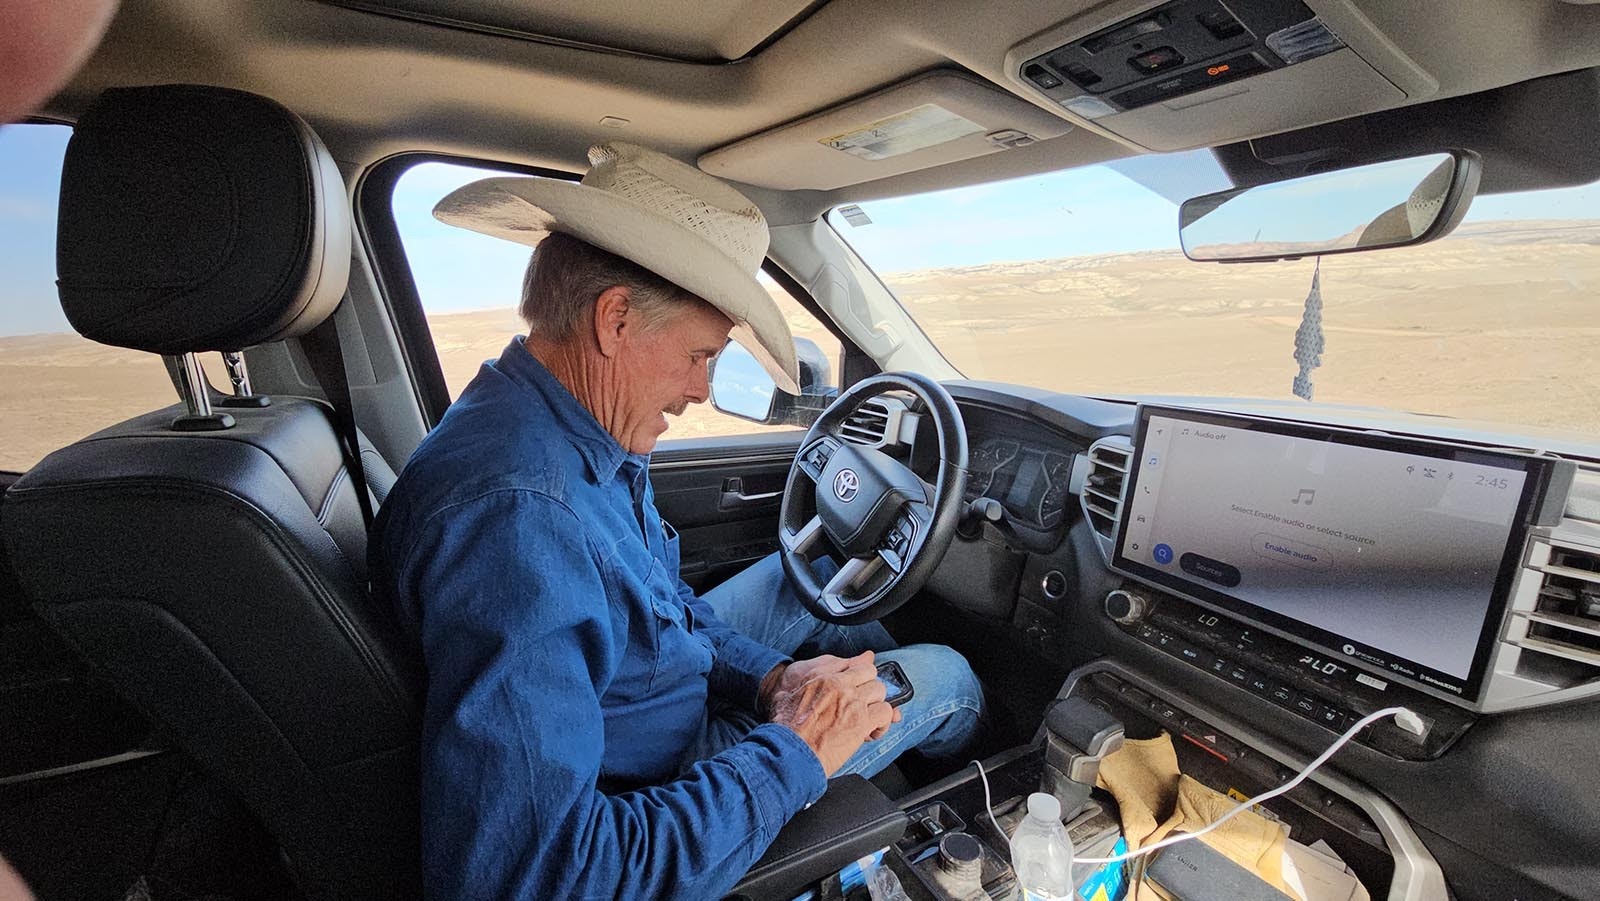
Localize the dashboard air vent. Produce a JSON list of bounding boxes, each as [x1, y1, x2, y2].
[[1513, 541, 1600, 684], [1079, 437, 1132, 543], [840, 399, 894, 447]]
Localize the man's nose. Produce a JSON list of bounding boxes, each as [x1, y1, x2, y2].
[[685, 360, 711, 403]]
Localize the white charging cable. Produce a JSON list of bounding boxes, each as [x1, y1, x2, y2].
[[973, 705, 1423, 867]]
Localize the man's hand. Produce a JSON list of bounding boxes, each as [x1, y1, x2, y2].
[[762, 654, 903, 738], [766, 651, 899, 775]]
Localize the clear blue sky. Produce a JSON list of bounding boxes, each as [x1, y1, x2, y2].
[[4, 120, 1600, 335]]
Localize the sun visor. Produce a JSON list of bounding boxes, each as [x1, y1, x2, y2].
[[698, 70, 1074, 191]]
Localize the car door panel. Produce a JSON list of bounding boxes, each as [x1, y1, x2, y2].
[[651, 434, 803, 592]]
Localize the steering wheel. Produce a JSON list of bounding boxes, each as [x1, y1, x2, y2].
[[779, 372, 968, 624]]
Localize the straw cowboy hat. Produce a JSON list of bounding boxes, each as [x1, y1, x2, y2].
[[432, 142, 801, 394]]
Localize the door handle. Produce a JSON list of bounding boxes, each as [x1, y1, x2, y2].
[[720, 477, 782, 509]]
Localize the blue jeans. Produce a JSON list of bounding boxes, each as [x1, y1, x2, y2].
[[694, 554, 985, 778]]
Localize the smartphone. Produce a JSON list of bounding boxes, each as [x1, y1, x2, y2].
[[876, 660, 914, 708]]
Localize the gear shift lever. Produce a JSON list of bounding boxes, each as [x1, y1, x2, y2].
[[1040, 697, 1126, 818]]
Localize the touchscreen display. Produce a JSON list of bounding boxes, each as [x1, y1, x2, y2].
[[1114, 408, 1540, 699]]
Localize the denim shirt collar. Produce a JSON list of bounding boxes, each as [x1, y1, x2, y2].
[[494, 337, 645, 483]]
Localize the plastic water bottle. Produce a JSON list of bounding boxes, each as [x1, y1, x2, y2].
[[1010, 793, 1075, 901]]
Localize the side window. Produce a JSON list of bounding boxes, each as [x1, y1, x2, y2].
[[0, 124, 182, 474], [388, 160, 841, 440]]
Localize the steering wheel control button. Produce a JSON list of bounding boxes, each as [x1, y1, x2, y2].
[[799, 439, 838, 480], [1104, 589, 1147, 623]]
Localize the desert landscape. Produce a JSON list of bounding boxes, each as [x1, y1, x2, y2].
[[4, 219, 1599, 472]]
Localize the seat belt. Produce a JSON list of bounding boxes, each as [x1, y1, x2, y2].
[[301, 306, 376, 529]]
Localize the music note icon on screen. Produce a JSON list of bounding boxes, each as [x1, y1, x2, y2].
[[1290, 488, 1316, 505]]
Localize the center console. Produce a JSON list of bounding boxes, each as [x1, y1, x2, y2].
[[846, 657, 1445, 901]]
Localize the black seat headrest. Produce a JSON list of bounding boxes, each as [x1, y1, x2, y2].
[[56, 84, 350, 354]]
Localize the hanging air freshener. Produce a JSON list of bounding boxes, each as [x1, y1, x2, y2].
[[1292, 258, 1324, 401]]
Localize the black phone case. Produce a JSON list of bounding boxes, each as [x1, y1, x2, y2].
[[876, 660, 914, 707]]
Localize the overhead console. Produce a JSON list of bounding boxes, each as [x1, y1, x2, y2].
[[1004, 0, 1439, 152], [1021, 0, 1342, 115]]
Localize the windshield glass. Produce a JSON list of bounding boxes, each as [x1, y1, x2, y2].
[[834, 151, 1600, 438]]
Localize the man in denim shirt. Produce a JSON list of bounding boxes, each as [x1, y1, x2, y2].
[[372, 143, 984, 899]]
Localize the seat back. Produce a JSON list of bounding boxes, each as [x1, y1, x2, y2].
[[0, 85, 421, 900]]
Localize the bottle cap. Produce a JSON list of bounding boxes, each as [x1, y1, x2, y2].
[[1026, 792, 1062, 823]]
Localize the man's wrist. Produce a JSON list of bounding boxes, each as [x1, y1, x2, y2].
[[757, 662, 789, 718]]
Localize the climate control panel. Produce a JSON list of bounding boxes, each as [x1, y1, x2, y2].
[[1105, 585, 1473, 760]]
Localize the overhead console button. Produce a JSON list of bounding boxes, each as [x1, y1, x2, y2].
[[1111, 53, 1265, 108], [1196, 10, 1246, 41], [1128, 46, 1185, 74]]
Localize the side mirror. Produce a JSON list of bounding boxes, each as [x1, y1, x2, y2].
[[711, 337, 838, 427], [1179, 151, 1482, 263]]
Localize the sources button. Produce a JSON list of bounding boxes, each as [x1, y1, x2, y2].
[[1179, 552, 1241, 588]]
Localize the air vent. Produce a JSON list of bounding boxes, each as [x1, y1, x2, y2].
[[840, 399, 894, 447], [1078, 437, 1132, 543], [1513, 542, 1600, 684]]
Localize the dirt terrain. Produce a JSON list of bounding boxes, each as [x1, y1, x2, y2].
[[4, 221, 1597, 472]]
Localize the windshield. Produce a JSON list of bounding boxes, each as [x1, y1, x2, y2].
[[834, 150, 1600, 439]]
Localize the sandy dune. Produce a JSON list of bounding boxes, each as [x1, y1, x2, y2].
[[3, 220, 1597, 472]]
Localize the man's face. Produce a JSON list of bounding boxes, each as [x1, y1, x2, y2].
[[612, 298, 733, 455]]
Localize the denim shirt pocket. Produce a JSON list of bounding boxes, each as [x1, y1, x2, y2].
[[645, 556, 713, 692]]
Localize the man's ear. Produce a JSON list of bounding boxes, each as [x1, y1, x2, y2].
[[591, 286, 632, 359]]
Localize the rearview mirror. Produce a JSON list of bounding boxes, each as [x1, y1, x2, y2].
[[710, 337, 838, 427], [1179, 151, 1481, 263]]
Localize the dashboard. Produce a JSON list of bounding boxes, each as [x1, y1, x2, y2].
[[932, 383, 1599, 728], [918, 383, 1600, 898]]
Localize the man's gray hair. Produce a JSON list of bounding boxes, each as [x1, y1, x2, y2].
[[520, 231, 699, 340]]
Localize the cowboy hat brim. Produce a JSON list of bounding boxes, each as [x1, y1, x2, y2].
[[432, 176, 801, 395]]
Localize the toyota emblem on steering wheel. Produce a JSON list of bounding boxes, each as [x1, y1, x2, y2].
[[833, 468, 860, 502]]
